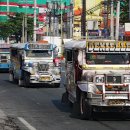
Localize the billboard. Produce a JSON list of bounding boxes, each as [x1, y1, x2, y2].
[[73, 0, 103, 39]]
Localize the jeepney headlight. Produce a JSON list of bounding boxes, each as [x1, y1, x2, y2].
[[95, 77, 104, 83], [82, 73, 93, 82], [52, 68, 61, 75], [32, 62, 38, 67], [24, 62, 29, 67], [124, 75, 130, 83], [24, 62, 37, 67]]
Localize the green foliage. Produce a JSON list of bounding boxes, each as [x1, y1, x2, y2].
[[113, 0, 129, 23], [120, 0, 129, 23], [0, 13, 34, 42], [0, 22, 14, 40]]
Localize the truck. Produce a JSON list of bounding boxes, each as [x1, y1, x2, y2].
[[9, 42, 61, 87], [62, 39, 130, 119], [0, 44, 10, 71]]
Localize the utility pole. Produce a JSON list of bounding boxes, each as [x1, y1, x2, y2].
[[22, 15, 25, 43], [69, 2, 73, 38], [60, 0, 64, 42], [60, 0, 64, 57], [129, 0, 130, 20], [81, 0, 86, 39], [7, 0, 10, 44], [33, 0, 37, 42], [25, 0, 27, 42], [110, 0, 114, 40], [115, 0, 120, 41]]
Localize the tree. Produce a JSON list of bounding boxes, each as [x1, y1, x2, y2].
[[0, 13, 34, 43], [120, 0, 129, 23], [113, 0, 129, 23], [0, 22, 14, 40]]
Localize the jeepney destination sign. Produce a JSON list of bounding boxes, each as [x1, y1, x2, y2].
[[27, 44, 52, 50], [87, 41, 130, 52]]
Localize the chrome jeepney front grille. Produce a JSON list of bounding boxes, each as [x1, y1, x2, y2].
[[38, 64, 49, 72], [106, 76, 122, 84]]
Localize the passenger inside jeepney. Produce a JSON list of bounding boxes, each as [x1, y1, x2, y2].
[[26, 50, 52, 57], [86, 53, 130, 64]]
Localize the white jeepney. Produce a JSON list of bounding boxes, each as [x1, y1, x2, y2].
[[9, 42, 61, 87], [62, 39, 130, 119]]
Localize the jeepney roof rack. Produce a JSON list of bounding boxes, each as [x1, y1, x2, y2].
[[10, 42, 56, 50], [64, 39, 116, 50]]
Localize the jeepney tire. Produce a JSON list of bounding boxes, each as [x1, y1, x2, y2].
[[61, 91, 69, 104], [71, 101, 80, 118], [80, 92, 93, 120], [23, 72, 30, 88]]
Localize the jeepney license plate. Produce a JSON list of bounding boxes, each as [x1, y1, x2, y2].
[[108, 100, 125, 106], [40, 76, 51, 81]]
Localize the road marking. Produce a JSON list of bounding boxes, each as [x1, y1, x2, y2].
[[18, 117, 37, 130], [0, 89, 7, 94]]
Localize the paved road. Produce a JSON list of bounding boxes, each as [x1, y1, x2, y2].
[[0, 73, 130, 130]]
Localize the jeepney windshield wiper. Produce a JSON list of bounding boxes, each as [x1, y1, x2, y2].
[[120, 54, 128, 64]]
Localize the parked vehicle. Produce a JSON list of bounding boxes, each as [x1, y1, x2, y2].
[[0, 44, 10, 71], [9, 42, 61, 87], [62, 39, 130, 119]]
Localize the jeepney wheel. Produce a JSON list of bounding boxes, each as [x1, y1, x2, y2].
[[80, 92, 92, 120], [23, 72, 30, 88]]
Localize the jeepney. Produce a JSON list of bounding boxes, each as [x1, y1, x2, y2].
[[62, 39, 130, 119], [0, 44, 10, 71], [9, 42, 61, 87]]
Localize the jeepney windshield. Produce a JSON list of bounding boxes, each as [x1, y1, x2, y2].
[[86, 53, 130, 64], [26, 50, 52, 57]]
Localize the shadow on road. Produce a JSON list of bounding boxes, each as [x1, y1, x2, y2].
[[93, 112, 130, 121], [70, 111, 130, 121], [52, 99, 72, 113], [3, 79, 61, 89], [0, 70, 9, 73]]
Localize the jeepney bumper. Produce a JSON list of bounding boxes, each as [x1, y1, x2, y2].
[[88, 93, 130, 112], [88, 93, 130, 106], [29, 74, 61, 84]]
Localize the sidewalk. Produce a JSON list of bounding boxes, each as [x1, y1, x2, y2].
[[0, 110, 20, 130]]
